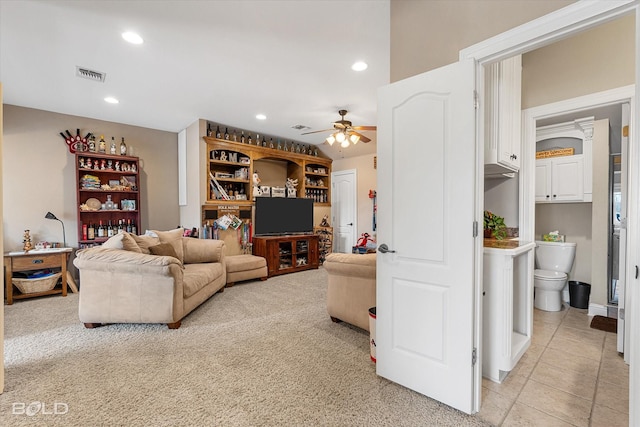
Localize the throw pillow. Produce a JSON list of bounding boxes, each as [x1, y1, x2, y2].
[[149, 243, 181, 263], [153, 228, 185, 263], [121, 232, 142, 253], [101, 232, 125, 249], [131, 233, 160, 254]]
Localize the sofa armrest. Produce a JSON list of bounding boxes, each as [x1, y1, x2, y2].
[[182, 238, 225, 264], [74, 247, 183, 271]]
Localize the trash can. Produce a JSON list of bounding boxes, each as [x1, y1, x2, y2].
[[368, 307, 376, 363], [568, 281, 591, 309]]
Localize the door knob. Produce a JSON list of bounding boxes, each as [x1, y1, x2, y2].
[[347, 223, 353, 226], [378, 243, 396, 254]]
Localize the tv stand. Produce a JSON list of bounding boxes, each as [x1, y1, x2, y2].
[[253, 235, 319, 277]]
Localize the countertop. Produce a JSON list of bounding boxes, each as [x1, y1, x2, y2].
[[483, 239, 535, 255]]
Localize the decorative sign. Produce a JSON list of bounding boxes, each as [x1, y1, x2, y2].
[[535, 148, 575, 159], [59, 129, 90, 153]]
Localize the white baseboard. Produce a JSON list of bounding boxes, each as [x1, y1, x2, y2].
[[588, 303, 608, 317]]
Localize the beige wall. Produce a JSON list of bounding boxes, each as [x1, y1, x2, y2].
[[2, 105, 179, 252], [591, 119, 610, 306], [332, 154, 378, 240], [522, 14, 635, 109], [390, 0, 574, 81]]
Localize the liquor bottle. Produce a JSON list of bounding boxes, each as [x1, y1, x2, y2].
[[207, 123, 212, 137], [126, 219, 132, 233], [82, 224, 88, 240], [301, 145, 307, 155], [240, 131, 245, 143], [255, 134, 260, 146], [269, 138, 274, 149], [277, 139, 282, 150], [107, 220, 114, 237], [97, 220, 105, 238], [262, 135, 267, 147], [131, 220, 137, 235], [224, 127, 230, 140], [215, 126, 221, 139], [232, 129, 237, 142], [110, 137, 117, 155], [284, 141, 289, 152], [88, 134, 96, 152], [87, 223, 95, 240], [296, 144, 301, 154], [120, 137, 127, 155], [99, 135, 106, 153], [247, 134, 253, 145]]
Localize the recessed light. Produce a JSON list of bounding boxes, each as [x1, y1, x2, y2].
[[122, 32, 144, 45], [256, 114, 267, 120], [352, 61, 368, 71], [104, 97, 119, 104]]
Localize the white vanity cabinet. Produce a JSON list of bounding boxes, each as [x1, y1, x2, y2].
[[535, 155, 584, 202], [485, 55, 521, 177], [483, 241, 535, 383], [535, 117, 593, 203]]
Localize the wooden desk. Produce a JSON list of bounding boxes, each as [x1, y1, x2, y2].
[[4, 248, 74, 305]]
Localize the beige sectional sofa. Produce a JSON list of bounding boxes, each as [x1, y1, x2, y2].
[[74, 229, 226, 329], [324, 252, 376, 331]]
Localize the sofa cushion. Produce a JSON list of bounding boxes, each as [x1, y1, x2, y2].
[[153, 228, 185, 263], [182, 263, 224, 298], [102, 232, 125, 249], [124, 233, 160, 254]]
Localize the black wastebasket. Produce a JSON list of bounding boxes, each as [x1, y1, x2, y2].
[[568, 281, 591, 309]]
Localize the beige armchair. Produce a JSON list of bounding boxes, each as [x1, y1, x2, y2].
[[324, 252, 376, 331]]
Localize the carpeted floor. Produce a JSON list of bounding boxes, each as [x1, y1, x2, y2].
[[590, 315, 618, 333], [1, 268, 489, 426]]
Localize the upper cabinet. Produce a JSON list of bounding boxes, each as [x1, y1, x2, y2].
[[485, 55, 522, 177], [535, 117, 594, 204]]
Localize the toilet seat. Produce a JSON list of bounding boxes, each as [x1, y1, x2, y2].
[[534, 269, 567, 281]]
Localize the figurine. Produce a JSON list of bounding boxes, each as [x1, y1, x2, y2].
[[131, 163, 137, 173], [115, 161, 120, 171], [100, 159, 106, 170], [320, 215, 330, 227], [23, 229, 34, 252], [107, 160, 113, 170], [252, 172, 262, 197], [86, 158, 92, 169], [79, 157, 85, 168]]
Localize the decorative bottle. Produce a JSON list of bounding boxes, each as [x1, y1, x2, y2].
[[88, 134, 96, 152], [120, 137, 127, 155], [224, 127, 230, 140], [215, 126, 221, 139], [240, 131, 245, 143], [99, 135, 106, 153], [110, 137, 117, 155]]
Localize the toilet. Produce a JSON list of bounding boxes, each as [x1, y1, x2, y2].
[[534, 241, 577, 312]]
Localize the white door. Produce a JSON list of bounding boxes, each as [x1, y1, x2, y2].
[[618, 102, 629, 358], [377, 59, 480, 414], [535, 159, 552, 202], [331, 169, 357, 253], [552, 156, 584, 201]]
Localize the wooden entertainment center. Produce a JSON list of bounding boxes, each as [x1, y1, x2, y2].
[[252, 235, 319, 277]]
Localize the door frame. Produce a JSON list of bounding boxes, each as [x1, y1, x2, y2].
[[460, 0, 639, 420], [331, 168, 357, 253]]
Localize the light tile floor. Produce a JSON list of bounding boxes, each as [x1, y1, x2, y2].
[[477, 305, 629, 426]]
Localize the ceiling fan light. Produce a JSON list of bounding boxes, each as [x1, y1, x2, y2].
[[335, 132, 346, 143], [340, 139, 350, 148], [349, 134, 360, 144], [326, 135, 336, 145]]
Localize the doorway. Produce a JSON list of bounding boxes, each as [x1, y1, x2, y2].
[[331, 169, 357, 253]]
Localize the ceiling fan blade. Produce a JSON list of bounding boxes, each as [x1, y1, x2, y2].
[[352, 125, 377, 131], [301, 128, 335, 135], [351, 131, 371, 143]]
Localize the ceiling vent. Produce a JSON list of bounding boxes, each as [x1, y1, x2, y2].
[[291, 124, 310, 131], [76, 66, 106, 83]]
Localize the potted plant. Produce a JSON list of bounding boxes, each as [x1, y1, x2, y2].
[[483, 210, 507, 240]]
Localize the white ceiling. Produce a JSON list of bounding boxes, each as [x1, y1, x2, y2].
[[0, 0, 390, 159]]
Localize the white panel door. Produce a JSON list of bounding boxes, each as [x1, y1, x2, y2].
[[552, 155, 584, 201], [618, 102, 630, 358], [377, 59, 479, 414], [331, 169, 357, 253], [535, 159, 552, 202]]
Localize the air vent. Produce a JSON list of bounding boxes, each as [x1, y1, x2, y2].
[[76, 66, 106, 83], [291, 124, 310, 131]]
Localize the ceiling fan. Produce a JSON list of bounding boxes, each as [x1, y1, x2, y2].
[[302, 110, 376, 147]]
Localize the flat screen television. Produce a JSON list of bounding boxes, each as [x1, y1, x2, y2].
[[254, 198, 314, 236]]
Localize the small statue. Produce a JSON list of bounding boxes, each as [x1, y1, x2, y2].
[[79, 157, 85, 168], [131, 163, 137, 173], [320, 215, 330, 227], [23, 229, 34, 252], [94, 160, 100, 170], [115, 161, 120, 171], [252, 171, 262, 197], [86, 158, 92, 169], [107, 160, 113, 170]]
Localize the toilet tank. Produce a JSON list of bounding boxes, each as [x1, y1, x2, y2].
[[535, 241, 577, 273]]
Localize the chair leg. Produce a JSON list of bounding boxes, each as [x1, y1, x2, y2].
[[167, 321, 181, 329], [226, 282, 235, 288], [84, 323, 103, 329]]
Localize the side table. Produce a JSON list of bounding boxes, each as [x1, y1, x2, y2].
[[4, 248, 77, 305]]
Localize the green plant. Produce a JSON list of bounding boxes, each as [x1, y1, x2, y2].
[[483, 210, 507, 240]]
